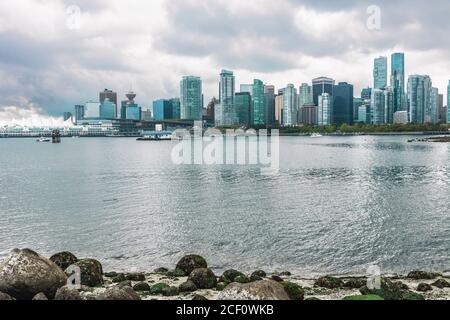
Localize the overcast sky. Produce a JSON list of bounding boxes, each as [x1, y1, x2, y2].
[[0, 0, 449, 123]]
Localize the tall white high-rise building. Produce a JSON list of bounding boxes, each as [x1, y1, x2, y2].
[[217, 69, 236, 126], [318, 93, 333, 126], [282, 84, 298, 126]]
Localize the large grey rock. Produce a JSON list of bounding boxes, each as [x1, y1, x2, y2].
[[97, 286, 141, 300], [70, 259, 103, 287], [49, 252, 78, 271], [176, 255, 207, 275], [32, 292, 48, 300], [54, 286, 82, 300], [0, 292, 15, 300], [218, 280, 290, 300], [188, 268, 217, 289], [0, 249, 67, 300]]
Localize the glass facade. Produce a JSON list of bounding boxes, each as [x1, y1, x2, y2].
[[429, 87, 439, 124], [407, 75, 432, 124], [391, 53, 405, 112], [126, 104, 141, 121], [99, 99, 117, 119], [384, 87, 394, 124], [312, 77, 335, 106], [85, 101, 101, 118], [318, 93, 332, 126], [371, 89, 385, 125], [374, 56, 388, 89], [333, 82, 354, 125], [152, 99, 173, 121], [282, 84, 298, 126], [235, 92, 251, 126], [180, 76, 202, 120], [298, 83, 313, 108], [170, 98, 181, 120], [353, 98, 363, 123], [447, 81, 450, 124], [264, 85, 275, 126], [219, 69, 236, 126], [252, 79, 266, 126]]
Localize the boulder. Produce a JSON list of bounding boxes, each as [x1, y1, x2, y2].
[[0, 292, 15, 300], [343, 278, 367, 289], [116, 280, 132, 288], [343, 295, 384, 301], [0, 249, 67, 300], [192, 294, 208, 300], [360, 278, 425, 300], [179, 280, 197, 293], [218, 280, 290, 300], [407, 271, 440, 280], [314, 276, 344, 289], [125, 273, 145, 282], [32, 292, 48, 300], [221, 270, 247, 284], [71, 259, 103, 287], [417, 283, 433, 292], [97, 286, 141, 300], [176, 255, 207, 275], [216, 282, 228, 291], [188, 268, 217, 289], [154, 267, 168, 274], [54, 286, 82, 300], [271, 275, 283, 282], [431, 278, 450, 289], [150, 283, 169, 295], [162, 286, 179, 297], [281, 281, 304, 300], [49, 252, 78, 271], [252, 270, 267, 278], [167, 268, 186, 277], [133, 282, 151, 292], [111, 273, 126, 283]]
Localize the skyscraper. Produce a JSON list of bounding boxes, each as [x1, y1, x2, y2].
[[282, 84, 298, 126], [429, 87, 439, 124], [74, 105, 85, 122], [240, 84, 254, 95], [298, 83, 313, 108], [100, 89, 118, 117], [391, 53, 405, 112], [85, 101, 101, 118], [384, 87, 394, 124], [447, 81, 450, 124], [318, 93, 333, 126], [407, 75, 432, 124], [353, 98, 364, 123], [180, 76, 202, 120], [121, 92, 141, 120], [333, 82, 354, 125], [312, 77, 335, 106], [374, 56, 388, 89], [252, 79, 265, 126], [235, 92, 251, 126], [371, 89, 385, 125], [300, 103, 318, 126], [99, 98, 117, 119], [152, 99, 173, 121], [361, 87, 372, 101], [275, 94, 283, 125], [264, 85, 275, 126], [219, 70, 236, 126], [170, 98, 181, 120]]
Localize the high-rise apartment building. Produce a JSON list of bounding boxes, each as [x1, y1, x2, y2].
[[180, 76, 202, 120], [374, 56, 388, 89]]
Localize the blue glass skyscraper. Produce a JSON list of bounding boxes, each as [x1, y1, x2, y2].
[[391, 53, 405, 112], [180, 76, 202, 120], [333, 82, 354, 125], [374, 56, 388, 89]]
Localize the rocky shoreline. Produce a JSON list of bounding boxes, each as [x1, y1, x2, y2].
[[1, 249, 450, 301]]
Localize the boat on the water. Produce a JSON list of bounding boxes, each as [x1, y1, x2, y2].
[[36, 137, 51, 142], [310, 133, 323, 138], [137, 134, 172, 141]]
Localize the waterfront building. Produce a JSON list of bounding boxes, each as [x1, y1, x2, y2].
[[384, 87, 394, 124], [374, 56, 388, 89], [312, 77, 335, 106], [180, 76, 202, 120], [429, 87, 439, 124], [85, 101, 101, 119], [99, 89, 118, 117], [371, 89, 385, 125], [282, 84, 298, 126], [74, 105, 85, 122], [298, 83, 313, 108], [99, 98, 117, 119], [126, 105, 141, 120], [318, 93, 333, 126], [152, 99, 173, 121], [235, 92, 252, 126], [393, 111, 409, 124], [120, 92, 141, 121], [358, 105, 371, 124], [170, 98, 181, 120], [63, 112, 73, 121], [300, 103, 318, 126], [275, 94, 283, 125], [333, 82, 354, 125], [265, 85, 276, 126], [407, 75, 432, 124], [448, 81, 450, 123], [252, 79, 266, 126], [206, 97, 217, 122], [353, 98, 364, 123], [218, 69, 237, 126], [391, 52, 406, 112]]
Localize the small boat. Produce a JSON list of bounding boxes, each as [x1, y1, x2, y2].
[[310, 133, 323, 138], [137, 134, 172, 141], [36, 137, 51, 142]]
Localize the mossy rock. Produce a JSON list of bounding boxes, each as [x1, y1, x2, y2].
[[216, 282, 228, 291], [282, 281, 304, 300], [154, 267, 169, 274], [432, 278, 450, 289], [179, 280, 197, 293], [188, 268, 217, 289], [343, 278, 367, 289], [360, 278, 424, 300], [150, 283, 169, 295], [176, 255, 207, 275], [162, 286, 179, 297], [167, 268, 186, 278], [49, 252, 78, 271], [417, 283, 433, 292], [315, 276, 344, 289], [221, 269, 246, 284], [133, 282, 151, 292], [343, 295, 384, 301], [407, 271, 441, 280], [252, 270, 267, 278]]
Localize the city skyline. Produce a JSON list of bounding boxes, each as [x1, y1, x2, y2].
[[0, 0, 450, 125]]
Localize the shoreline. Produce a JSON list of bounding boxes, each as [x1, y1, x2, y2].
[[1, 249, 450, 301]]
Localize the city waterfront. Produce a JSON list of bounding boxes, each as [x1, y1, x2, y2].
[[0, 136, 449, 277]]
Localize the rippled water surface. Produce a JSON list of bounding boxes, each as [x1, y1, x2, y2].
[[0, 136, 449, 275]]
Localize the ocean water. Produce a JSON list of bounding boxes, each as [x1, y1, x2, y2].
[[0, 136, 449, 276]]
